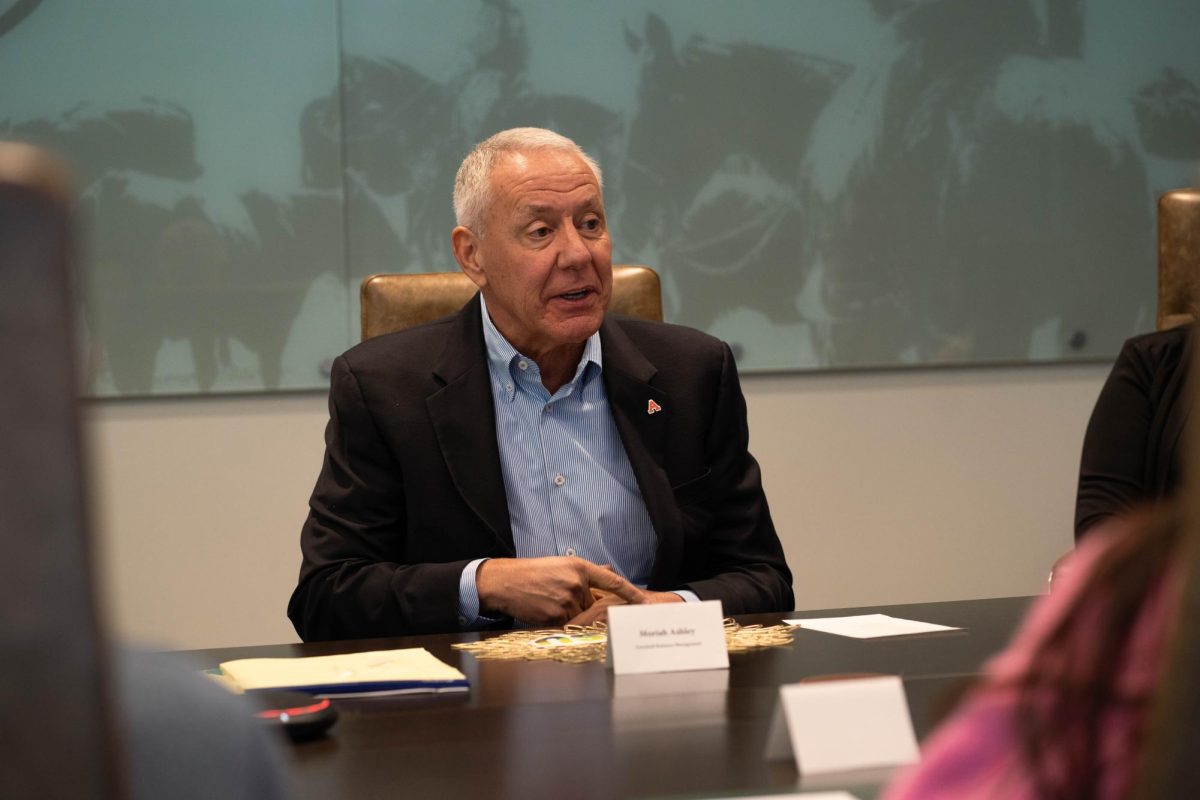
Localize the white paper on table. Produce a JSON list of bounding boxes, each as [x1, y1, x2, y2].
[[783, 613, 961, 638]]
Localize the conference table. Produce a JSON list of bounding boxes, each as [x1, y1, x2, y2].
[[180, 596, 1035, 800]]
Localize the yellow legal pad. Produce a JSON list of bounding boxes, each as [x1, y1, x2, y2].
[[217, 647, 469, 697]]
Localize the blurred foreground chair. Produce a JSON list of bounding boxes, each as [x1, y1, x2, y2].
[[1157, 188, 1200, 330], [0, 142, 122, 798], [0, 142, 290, 800], [360, 264, 662, 341]]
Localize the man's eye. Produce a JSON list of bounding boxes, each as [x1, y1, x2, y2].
[[580, 217, 602, 232], [529, 226, 551, 239]]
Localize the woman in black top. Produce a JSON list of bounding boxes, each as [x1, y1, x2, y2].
[[1075, 323, 1191, 538]]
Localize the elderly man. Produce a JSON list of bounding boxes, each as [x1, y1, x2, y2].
[[288, 128, 792, 641]]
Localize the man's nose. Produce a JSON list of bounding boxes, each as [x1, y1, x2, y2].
[[555, 224, 591, 269]]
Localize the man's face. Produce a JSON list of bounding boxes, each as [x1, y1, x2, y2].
[[454, 149, 613, 361]]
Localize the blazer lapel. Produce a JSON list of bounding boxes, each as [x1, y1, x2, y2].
[[426, 295, 515, 553], [600, 320, 681, 584]]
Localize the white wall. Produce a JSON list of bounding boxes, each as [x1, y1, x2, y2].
[[85, 361, 1106, 650]]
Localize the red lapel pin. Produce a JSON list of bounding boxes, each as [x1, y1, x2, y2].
[[647, 399, 662, 415]]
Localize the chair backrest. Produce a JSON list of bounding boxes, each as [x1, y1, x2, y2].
[[0, 142, 123, 797], [1157, 189, 1200, 330], [360, 264, 663, 341]]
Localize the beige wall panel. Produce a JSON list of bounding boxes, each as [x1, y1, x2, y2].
[[86, 363, 1106, 649]]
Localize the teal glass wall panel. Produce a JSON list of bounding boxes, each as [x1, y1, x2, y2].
[[2, 0, 1199, 395], [0, 1, 346, 396], [338, 0, 1200, 371]]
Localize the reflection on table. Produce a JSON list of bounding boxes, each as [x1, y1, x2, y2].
[[171, 596, 1034, 800]]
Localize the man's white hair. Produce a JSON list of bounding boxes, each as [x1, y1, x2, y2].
[[452, 127, 603, 232]]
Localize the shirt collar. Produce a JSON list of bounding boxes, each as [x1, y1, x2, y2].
[[480, 293, 603, 391]]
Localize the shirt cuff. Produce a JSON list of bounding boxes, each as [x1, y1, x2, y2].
[[673, 589, 701, 603], [458, 558, 504, 629]]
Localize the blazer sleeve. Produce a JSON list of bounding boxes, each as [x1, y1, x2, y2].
[[287, 355, 468, 641], [677, 343, 795, 614]]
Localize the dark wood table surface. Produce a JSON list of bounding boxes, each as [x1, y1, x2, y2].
[[169, 596, 1035, 800]]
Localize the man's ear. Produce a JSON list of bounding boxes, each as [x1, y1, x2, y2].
[[452, 226, 487, 289]]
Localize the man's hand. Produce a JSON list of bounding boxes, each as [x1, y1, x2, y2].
[[476, 556, 645, 626], [566, 588, 683, 627]]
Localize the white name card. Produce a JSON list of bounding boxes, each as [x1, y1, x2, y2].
[[606, 599, 729, 675], [764, 676, 919, 775]]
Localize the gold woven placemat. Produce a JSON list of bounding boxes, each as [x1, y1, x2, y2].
[[452, 619, 794, 664]]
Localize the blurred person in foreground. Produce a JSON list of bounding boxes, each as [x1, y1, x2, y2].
[[884, 501, 1189, 799], [288, 128, 793, 640]]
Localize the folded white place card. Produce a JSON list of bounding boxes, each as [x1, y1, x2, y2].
[[764, 676, 919, 775], [606, 599, 729, 675], [784, 613, 961, 638]]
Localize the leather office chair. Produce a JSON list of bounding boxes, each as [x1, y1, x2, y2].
[[359, 264, 663, 341], [1157, 188, 1200, 330]]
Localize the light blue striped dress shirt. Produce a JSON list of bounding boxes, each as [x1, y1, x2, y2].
[[457, 296, 694, 628]]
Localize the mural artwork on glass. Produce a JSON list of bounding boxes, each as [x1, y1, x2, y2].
[[1, 0, 1198, 394]]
